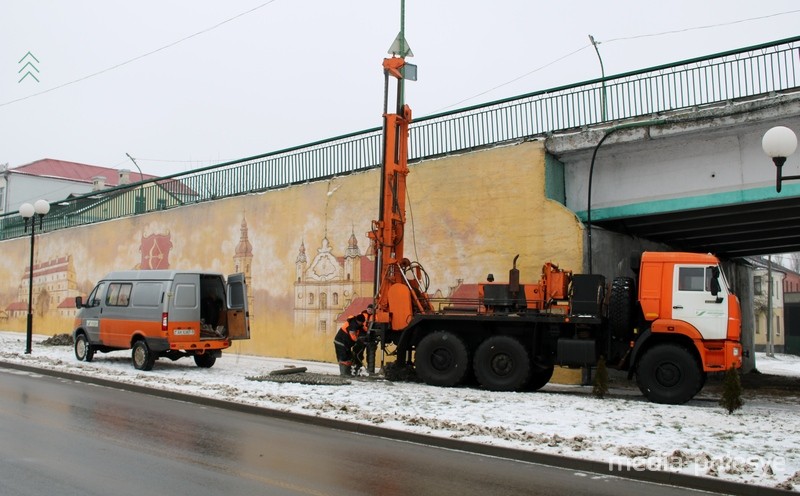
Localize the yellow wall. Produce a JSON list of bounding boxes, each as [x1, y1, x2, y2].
[[0, 141, 585, 363]]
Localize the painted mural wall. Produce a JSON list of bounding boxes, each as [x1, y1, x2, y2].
[[0, 141, 585, 362]]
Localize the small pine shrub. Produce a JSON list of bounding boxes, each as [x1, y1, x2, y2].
[[719, 366, 744, 414]]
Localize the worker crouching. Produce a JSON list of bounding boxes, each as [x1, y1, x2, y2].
[[334, 313, 367, 376]]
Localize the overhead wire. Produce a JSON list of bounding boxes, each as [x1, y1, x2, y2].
[[433, 8, 800, 113], [0, 0, 279, 108], [603, 8, 800, 44]]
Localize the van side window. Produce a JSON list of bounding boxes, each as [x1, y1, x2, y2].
[[107, 283, 133, 306], [678, 267, 707, 292], [174, 284, 197, 309], [229, 281, 245, 308], [131, 282, 163, 307]]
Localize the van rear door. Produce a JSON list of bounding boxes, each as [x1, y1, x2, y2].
[[226, 273, 250, 340]]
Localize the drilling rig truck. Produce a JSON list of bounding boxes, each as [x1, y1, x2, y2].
[[367, 54, 743, 405]]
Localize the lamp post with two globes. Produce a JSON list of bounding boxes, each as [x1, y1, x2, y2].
[[19, 199, 50, 354]]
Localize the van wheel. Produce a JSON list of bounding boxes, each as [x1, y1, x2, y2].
[[194, 353, 216, 368], [74, 334, 94, 362], [132, 340, 155, 371]]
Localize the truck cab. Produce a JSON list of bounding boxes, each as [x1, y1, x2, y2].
[[630, 252, 743, 403]]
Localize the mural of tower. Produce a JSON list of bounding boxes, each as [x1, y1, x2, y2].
[[296, 240, 307, 281], [293, 232, 374, 334], [233, 215, 254, 312]]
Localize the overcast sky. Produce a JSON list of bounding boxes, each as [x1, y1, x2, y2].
[[2, 1, 800, 177]]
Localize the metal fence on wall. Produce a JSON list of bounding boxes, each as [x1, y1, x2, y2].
[[3, 35, 799, 240]]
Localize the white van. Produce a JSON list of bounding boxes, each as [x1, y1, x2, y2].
[[73, 270, 250, 370]]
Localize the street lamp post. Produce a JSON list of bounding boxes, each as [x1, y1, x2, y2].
[[19, 199, 50, 354], [586, 119, 666, 274], [761, 126, 798, 357], [762, 126, 799, 192]]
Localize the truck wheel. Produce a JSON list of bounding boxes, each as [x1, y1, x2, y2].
[[696, 371, 707, 395], [474, 336, 531, 391], [194, 353, 216, 368], [415, 331, 469, 387], [74, 333, 94, 362], [635, 343, 701, 404], [132, 340, 156, 371], [608, 277, 635, 341], [528, 363, 555, 391]]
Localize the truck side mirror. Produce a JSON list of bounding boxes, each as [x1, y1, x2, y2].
[[75, 296, 83, 309], [710, 266, 721, 296]]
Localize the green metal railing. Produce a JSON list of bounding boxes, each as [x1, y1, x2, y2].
[[3, 35, 799, 239]]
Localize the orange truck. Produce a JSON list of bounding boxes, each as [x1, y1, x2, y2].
[[371, 251, 742, 404], [72, 270, 250, 370], [367, 54, 742, 404]]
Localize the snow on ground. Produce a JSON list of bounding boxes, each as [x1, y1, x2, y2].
[[1, 331, 799, 491]]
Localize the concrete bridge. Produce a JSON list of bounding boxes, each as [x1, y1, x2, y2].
[[548, 91, 800, 262]]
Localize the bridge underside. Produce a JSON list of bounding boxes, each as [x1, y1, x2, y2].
[[592, 194, 800, 258]]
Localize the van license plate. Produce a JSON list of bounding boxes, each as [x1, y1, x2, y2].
[[174, 329, 195, 336]]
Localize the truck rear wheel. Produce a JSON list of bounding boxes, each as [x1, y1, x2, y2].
[[74, 333, 94, 362], [528, 363, 555, 391], [635, 343, 701, 404], [132, 340, 156, 371], [474, 336, 531, 391], [415, 331, 469, 387]]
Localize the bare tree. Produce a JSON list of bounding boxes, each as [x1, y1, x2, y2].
[[780, 252, 800, 273]]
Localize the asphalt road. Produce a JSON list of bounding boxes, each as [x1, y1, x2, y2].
[[0, 367, 753, 496]]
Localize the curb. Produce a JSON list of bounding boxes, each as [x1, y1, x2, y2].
[[0, 359, 791, 496]]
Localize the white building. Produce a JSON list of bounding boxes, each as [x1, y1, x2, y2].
[[751, 256, 786, 353], [0, 159, 155, 215]]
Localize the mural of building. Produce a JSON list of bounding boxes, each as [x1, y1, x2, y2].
[[9, 255, 79, 319], [0, 141, 584, 363], [294, 231, 374, 334]]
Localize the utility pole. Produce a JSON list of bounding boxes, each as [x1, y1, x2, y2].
[[588, 35, 607, 122], [767, 255, 775, 357]]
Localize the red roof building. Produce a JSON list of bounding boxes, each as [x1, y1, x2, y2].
[[10, 158, 157, 186], [0, 158, 157, 215]]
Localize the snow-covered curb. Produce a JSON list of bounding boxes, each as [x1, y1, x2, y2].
[[2, 331, 799, 491]]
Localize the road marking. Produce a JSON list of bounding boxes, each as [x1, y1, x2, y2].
[[0, 368, 43, 378]]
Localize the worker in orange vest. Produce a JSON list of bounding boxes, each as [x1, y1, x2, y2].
[[334, 313, 367, 376], [351, 304, 375, 374]]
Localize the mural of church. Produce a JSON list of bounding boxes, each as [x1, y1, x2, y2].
[[294, 230, 374, 334]]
